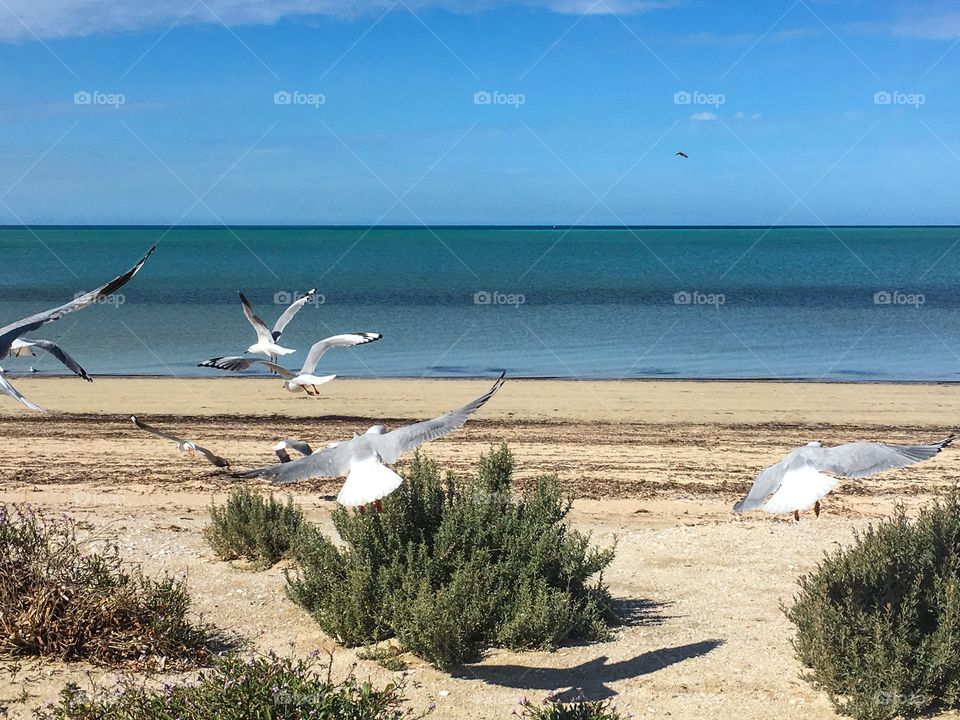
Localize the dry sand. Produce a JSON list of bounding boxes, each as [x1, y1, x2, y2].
[[1, 377, 960, 719]]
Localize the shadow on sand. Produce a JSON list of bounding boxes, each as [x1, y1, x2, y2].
[[454, 638, 725, 702]]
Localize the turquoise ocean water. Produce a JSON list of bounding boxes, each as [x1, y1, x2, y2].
[[2, 226, 959, 381]]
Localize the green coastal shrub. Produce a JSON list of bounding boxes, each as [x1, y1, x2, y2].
[[287, 445, 616, 668], [35, 651, 408, 720], [205, 488, 305, 568], [0, 504, 210, 667], [518, 696, 626, 720], [786, 495, 960, 719]]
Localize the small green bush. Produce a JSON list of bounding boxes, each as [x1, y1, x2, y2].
[[205, 488, 305, 568], [787, 495, 960, 719], [518, 696, 625, 720], [0, 504, 210, 667], [35, 651, 408, 720], [287, 445, 616, 668]]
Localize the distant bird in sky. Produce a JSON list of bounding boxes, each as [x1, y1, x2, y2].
[[734, 436, 954, 520], [239, 372, 506, 511], [239, 288, 316, 360], [200, 332, 382, 395], [675, 151, 688, 159], [131, 415, 230, 467], [0, 245, 154, 412]]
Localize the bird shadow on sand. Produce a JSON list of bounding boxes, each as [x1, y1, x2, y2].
[[452, 639, 724, 702]]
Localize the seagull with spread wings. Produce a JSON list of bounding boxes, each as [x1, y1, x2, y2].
[[240, 372, 506, 512], [0, 245, 155, 412], [5, 339, 92, 382], [131, 415, 230, 467], [239, 289, 316, 360], [199, 332, 382, 394], [734, 436, 954, 520]]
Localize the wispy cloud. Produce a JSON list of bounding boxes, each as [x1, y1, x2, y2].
[[890, 9, 960, 40], [0, 0, 678, 42], [689, 111, 716, 121]]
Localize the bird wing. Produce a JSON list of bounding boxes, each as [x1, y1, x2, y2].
[[198, 356, 295, 380], [21, 339, 92, 382], [193, 444, 230, 468], [370, 372, 505, 464], [299, 332, 382, 374], [131, 415, 187, 444], [271, 289, 316, 341], [814, 437, 954, 479], [733, 458, 791, 513], [237, 291, 272, 344], [279, 438, 314, 456], [0, 245, 155, 358], [238, 439, 356, 485], [0, 372, 44, 412]]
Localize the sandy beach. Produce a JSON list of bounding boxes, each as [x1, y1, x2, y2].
[[1, 377, 959, 719]]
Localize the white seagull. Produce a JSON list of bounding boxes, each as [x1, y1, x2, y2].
[[199, 332, 382, 395], [131, 415, 230, 467], [240, 372, 506, 511], [734, 435, 954, 520], [6, 338, 92, 382], [0, 245, 155, 412], [239, 289, 316, 360]]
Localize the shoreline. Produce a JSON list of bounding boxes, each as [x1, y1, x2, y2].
[[2, 376, 960, 427]]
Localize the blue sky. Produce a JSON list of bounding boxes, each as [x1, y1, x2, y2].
[[0, 0, 958, 225]]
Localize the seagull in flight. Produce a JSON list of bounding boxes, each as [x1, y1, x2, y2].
[[199, 332, 382, 395], [0, 245, 155, 412], [274, 438, 314, 463], [734, 436, 954, 521], [239, 372, 506, 512], [6, 339, 91, 382], [675, 151, 688, 159], [131, 415, 230, 467], [239, 289, 316, 360]]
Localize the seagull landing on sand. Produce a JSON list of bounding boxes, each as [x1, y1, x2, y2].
[[0, 245, 155, 412], [131, 415, 230, 467], [239, 289, 316, 360], [274, 439, 314, 463], [734, 435, 954, 521], [675, 151, 688, 159], [239, 372, 506, 512], [8, 339, 92, 382], [199, 332, 382, 395]]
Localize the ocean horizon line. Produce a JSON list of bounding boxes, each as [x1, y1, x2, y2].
[[1, 224, 959, 231]]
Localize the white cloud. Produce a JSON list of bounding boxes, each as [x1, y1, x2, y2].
[[891, 10, 960, 39], [689, 111, 716, 121], [0, 0, 679, 42]]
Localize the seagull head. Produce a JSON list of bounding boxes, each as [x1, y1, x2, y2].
[[365, 425, 386, 435], [805, 440, 823, 447]]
